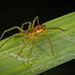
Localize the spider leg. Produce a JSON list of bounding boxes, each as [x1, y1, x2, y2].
[[21, 22, 31, 30], [0, 33, 24, 48], [27, 39, 36, 67], [47, 27, 67, 31], [45, 35, 54, 56], [37, 35, 54, 56], [36, 27, 67, 37], [16, 39, 31, 58], [0, 26, 24, 40], [32, 16, 40, 28], [22, 34, 26, 44], [23, 38, 25, 44]]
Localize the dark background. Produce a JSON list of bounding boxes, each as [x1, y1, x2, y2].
[[0, 1, 75, 75]]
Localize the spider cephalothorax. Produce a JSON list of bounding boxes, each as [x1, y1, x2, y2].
[[34, 25, 46, 34], [25, 25, 46, 39]]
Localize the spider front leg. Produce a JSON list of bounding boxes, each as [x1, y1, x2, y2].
[[32, 16, 40, 28], [21, 22, 31, 30], [0, 33, 24, 48], [0, 26, 24, 40]]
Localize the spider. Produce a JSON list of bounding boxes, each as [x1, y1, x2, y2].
[[0, 16, 67, 67]]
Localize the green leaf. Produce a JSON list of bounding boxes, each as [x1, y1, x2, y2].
[[0, 12, 75, 75]]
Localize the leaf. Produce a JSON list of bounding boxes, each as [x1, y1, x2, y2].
[[0, 12, 75, 75]]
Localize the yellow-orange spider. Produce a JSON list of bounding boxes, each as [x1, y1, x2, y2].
[[0, 16, 67, 67]]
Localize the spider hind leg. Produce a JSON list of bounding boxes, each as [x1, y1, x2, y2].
[[27, 39, 36, 67], [37, 35, 54, 56]]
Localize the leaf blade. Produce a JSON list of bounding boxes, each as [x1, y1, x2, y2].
[[0, 12, 75, 75]]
